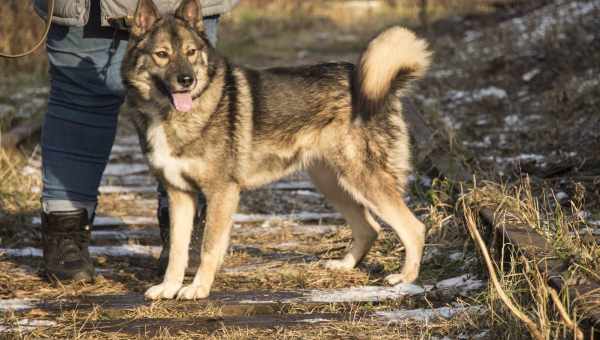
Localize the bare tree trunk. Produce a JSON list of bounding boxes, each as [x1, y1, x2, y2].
[[419, 0, 429, 31]]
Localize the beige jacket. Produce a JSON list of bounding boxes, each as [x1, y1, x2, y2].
[[34, 0, 238, 27]]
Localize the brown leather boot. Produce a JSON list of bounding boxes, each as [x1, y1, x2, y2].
[[41, 209, 95, 283]]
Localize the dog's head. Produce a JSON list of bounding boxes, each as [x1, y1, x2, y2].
[[122, 0, 216, 113]]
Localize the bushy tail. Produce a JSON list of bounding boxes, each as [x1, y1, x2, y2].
[[354, 26, 431, 117]]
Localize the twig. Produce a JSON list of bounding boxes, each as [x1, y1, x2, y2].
[[462, 199, 545, 340], [548, 288, 584, 340]]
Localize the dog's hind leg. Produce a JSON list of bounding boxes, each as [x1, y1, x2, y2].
[[308, 161, 382, 270], [367, 188, 425, 285], [145, 188, 197, 300], [176, 183, 240, 300]]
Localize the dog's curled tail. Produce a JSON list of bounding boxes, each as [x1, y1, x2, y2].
[[354, 26, 431, 117]]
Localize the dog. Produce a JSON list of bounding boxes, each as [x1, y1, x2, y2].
[[122, 0, 431, 300]]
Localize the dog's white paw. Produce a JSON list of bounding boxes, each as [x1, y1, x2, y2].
[[322, 259, 355, 271], [145, 282, 182, 300], [385, 272, 418, 285], [176, 284, 210, 300]]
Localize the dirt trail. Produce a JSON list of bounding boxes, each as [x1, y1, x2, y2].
[[0, 123, 488, 338]]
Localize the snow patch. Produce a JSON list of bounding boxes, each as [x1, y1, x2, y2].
[[0, 104, 15, 117], [233, 212, 342, 223], [448, 252, 463, 261], [237, 299, 277, 304], [32, 215, 155, 226], [115, 135, 140, 145], [0, 319, 56, 333], [0, 299, 37, 312], [292, 190, 322, 198], [99, 185, 156, 194], [305, 284, 425, 303], [90, 245, 161, 258], [103, 163, 149, 176], [487, 153, 545, 164], [110, 145, 142, 153], [92, 228, 159, 240], [0, 247, 42, 257], [473, 87, 508, 100], [376, 305, 483, 323], [555, 192, 569, 201], [33, 212, 342, 227], [268, 181, 314, 190], [522, 68, 540, 82], [1, 245, 161, 258], [301, 318, 333, 324], [503, 1, 598, 49], [435, 274, 486, 293], [504, 114, 520, 126], [446, 86, 507, 106], [419, 176, 432, 188], [463, 30, 483, 43]]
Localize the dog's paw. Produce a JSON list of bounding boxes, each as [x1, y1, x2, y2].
[[322, 259, 355, 271], [176, 284, 210, 300], [145, 282, 182, 300], [384, 272, 418, 285]]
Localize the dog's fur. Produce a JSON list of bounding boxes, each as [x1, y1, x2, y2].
[[122, 0, 431, 300]]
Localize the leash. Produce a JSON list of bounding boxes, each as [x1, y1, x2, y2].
[[0, 0, 54, 58]]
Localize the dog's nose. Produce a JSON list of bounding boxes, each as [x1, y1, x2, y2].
[[177, 74, 194, 88]]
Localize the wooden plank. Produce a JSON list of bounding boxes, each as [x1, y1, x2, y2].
[[479, 207, 600, 338], [31, 212, 343, 227], [18, 285, 426, 314], [85, 313, 348, 335]]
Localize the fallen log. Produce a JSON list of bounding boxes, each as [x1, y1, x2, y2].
[[402, 99, 599, 338], [0, 116, 42, 149]]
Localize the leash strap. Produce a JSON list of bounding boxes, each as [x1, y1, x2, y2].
[[0, 0, 55, 58]]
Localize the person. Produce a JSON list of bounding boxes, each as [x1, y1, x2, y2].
[[33, 0, 238, 282]]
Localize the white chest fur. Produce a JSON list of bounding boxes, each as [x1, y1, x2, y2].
[[145, 123, 202, 191]]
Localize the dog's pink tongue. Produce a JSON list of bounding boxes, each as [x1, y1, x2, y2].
[[172, 92, 193, 112]]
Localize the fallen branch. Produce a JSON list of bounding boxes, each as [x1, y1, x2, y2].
[[548, 288, 584, 340], [461, 200, 545, 340], [1, 116, 42, 149]]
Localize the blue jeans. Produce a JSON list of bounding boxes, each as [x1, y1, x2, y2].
[[42, 17, 219, 215]]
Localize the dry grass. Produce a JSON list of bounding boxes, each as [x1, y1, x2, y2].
[[460, 178, 599, 339], [0, 148, 40, 219]]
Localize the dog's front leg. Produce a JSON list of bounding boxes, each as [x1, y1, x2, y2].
[[177, 184, 240, 300], [145, 188, 197, 300]]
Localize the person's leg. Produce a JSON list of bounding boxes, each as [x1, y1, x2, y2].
[[42, 25, 127, 216], [156, 15, 220, 275], [41, 16, 128, 281]]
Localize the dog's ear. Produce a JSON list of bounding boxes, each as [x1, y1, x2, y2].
[[132, 0, 161, 39], [175, 0, 204, 33]]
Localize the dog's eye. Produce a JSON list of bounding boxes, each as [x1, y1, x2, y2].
[[155, 51, 169, 59], [187, 49, 197, 57]]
